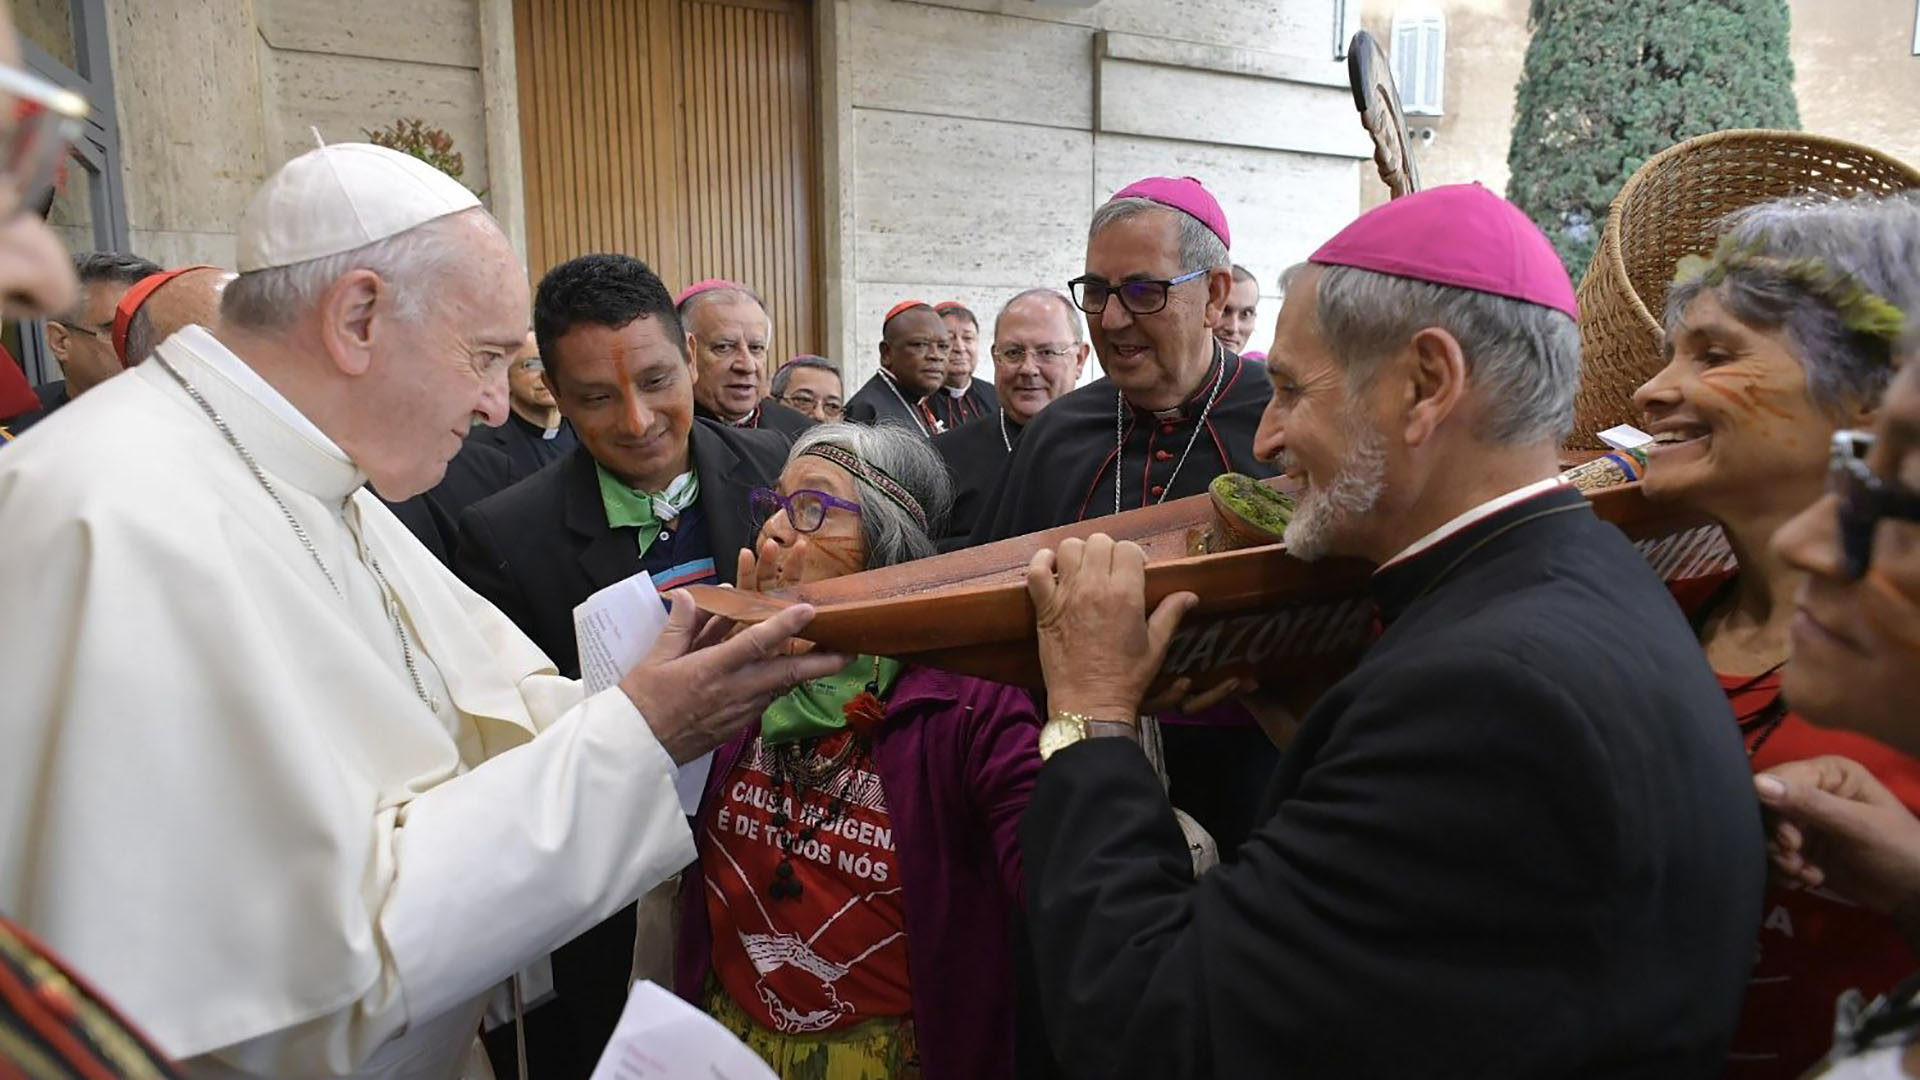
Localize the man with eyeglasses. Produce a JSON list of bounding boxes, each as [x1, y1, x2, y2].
[[932, 288, 1085, 548], [844, 300, 950, 439], [466, 328, 579, 481], [31, 251, 160, 421], [771, 353, 845, 424], [970, 177, 1280, 859], [677, 278, 813, 439], [931, 300, 998, 431]]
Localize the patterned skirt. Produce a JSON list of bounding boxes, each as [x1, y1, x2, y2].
[[702, 980, 919, 1080]]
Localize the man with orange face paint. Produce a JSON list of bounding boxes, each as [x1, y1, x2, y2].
[[455, 253, 791, 1078]]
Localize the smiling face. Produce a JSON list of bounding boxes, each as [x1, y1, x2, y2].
[[546, 314, 693, 491], [991, 293, 1086, 426], [1774, 360, 1920, 754], [1634, 290, 1850, 521], [1215, 275, 1259, 354], [687, 295, 771, 421], [879, 308, 950, 397], [754, 452, 868, 584], [1251, 267, 1390, 562], [1084, 210, 1226, 411], [943, 311, 978, 388]]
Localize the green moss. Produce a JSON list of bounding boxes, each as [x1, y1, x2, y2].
[[1211, 474, 1294, 538]]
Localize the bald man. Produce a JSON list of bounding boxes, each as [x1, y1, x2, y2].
[[120, 266, 234, 366]]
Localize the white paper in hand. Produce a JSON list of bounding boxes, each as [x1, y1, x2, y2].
[[573, 572, 713, 814], [589, 980, 778, 1080]]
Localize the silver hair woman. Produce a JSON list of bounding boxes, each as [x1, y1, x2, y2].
[[681, 418, 1035, 1080], [1628, 190, 1920, 1077]]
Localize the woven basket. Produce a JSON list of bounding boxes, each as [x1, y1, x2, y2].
[[1567, 130, 1920, 449]]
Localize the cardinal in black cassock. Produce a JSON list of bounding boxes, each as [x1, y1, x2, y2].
[[971, 178, 1279, 856], [845, 300, 950, 440], [1019, 184, 1762, 1078]]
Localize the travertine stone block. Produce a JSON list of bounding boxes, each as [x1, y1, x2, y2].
[[257, 0, 481, 68], [263, 50, 488, 189], [851, 0, 1092, 130]]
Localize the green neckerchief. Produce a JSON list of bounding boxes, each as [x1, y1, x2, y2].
[[597, 464, 701, 558], [761, 655, 903, 746]]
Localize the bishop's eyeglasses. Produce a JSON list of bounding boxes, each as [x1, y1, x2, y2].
[[1069, 268, 1208, 317], [1829, 429, 1920, 581]]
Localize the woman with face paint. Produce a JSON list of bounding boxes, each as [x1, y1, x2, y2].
[[674, 422, 1041, 1080], [1631, 192, 1920, 1079]]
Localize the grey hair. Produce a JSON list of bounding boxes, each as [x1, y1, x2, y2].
[[993, 287, 1084, 343], [220, 208, 485, 332], [63, 251, 161, 322], [1288, 262, 1582, 445], [1089, 198, 1230, 274], [770, 354, 840, 396], [1665, 192, 1920, 416], [787, 421, 952, 568], [123, 308, 158, 368], [678, 284, 767, 326]]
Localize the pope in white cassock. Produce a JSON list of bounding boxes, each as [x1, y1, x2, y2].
[[0, 143, 845, 1078]]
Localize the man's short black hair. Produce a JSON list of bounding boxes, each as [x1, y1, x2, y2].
[[75, 251, 162, 289], [533, 254, 685, 380], [59, 252, 162, 323]]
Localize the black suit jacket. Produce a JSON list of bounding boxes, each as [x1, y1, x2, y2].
[[844, 371, 941, 438], [382, 439, 516, 567], [932, 409, 1016, 551], [466, 412, 580, 482], [454, 418, 787, 677], [695, 396, 814, 441], [1020, 487, 1764, 1078]]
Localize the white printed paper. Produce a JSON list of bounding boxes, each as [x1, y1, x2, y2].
[[588, 980, 777, 1080], [1597, 423, 1654, 452], [573, 571, 713, 814]]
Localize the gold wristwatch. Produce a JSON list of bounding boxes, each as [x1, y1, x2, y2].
[[1038, 709, 1140, 760]]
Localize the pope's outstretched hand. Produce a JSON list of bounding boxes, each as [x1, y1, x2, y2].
[[623, 590, 849, 763]]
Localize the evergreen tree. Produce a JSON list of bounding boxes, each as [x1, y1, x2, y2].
[[1506, 0, 1800, 276]]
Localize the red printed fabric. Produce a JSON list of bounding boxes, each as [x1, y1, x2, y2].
[[1674, 579, 1920, 1078], [702, 732, 913, 1035]]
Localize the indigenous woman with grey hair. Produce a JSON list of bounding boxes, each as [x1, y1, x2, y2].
[[1632, 191, 1920, 1079], [677, 421, 1041, 1080]]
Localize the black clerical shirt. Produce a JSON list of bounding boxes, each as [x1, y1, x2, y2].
[[932, 408, 1020, 550], [970, 347, 1275, 544], [1019, 485, 1763, 1078]]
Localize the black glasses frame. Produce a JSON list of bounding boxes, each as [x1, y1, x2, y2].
[[1830, 429, 1920, 581], [1068, 268, 1208, 316]]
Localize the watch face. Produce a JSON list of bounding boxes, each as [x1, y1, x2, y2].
[[1038, 716, 1083, 760]]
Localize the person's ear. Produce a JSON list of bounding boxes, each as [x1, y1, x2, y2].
[[1203, 268, 1232, 327], [315, 269, 383, 377], [44, 320, 69, 362], [1402, 326, 1468, 448]]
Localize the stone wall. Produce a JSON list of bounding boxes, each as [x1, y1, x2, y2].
[[821, 0, 1370, 384], [1361, 0, 1920, 211], [105, 0, 490, 270]]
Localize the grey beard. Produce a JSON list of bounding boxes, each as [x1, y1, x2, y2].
[[1281, 419, 1387, 563]]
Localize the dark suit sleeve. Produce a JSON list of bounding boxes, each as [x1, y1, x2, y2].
[[454, 505, 540, 639], [844, 398, 880, 425], [1019, 648, 1617, 1078]]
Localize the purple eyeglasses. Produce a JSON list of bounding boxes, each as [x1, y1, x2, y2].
[[750, 487, 862, 534]]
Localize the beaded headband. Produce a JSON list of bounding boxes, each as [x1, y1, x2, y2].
[[798, 443, 929, 533], [1674, 236, 1906, 344]]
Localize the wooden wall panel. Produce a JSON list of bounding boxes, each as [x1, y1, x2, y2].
[[514, 0, 819, 368]]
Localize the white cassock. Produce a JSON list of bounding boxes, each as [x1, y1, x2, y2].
[[0, 325, 695, 1078]]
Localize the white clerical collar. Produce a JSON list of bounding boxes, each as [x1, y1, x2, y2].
[[946, 383, 967, 397], [147, 325, 365, 500], [1378, 476, 1567, 571]]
